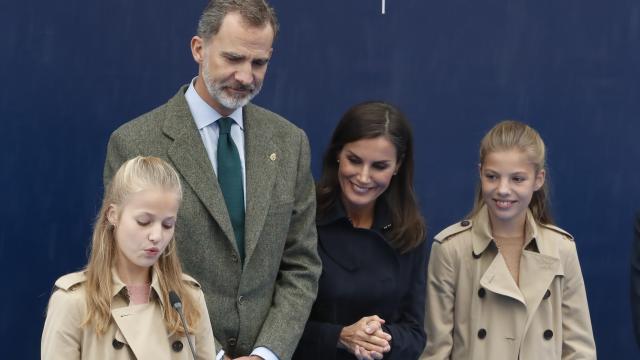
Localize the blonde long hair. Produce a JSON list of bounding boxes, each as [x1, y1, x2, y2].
[[83, 156, 200, 335], [469, 120, 554, 225]]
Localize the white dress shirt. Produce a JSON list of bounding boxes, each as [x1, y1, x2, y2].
[[185, 79, 246, 207]]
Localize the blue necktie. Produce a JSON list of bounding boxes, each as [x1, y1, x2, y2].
[[216, 117, 245, 263]]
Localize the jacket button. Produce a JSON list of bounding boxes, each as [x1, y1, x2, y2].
[[472, 251, 481, 259], [172, 340, 183, 352], [478, 328, 487, 339], [231, 254, 239, 263], [544, 329, 554, 340], [238, 295, 244, 305], [228, 337, 237, 347], [543, 289, 551, 299], [461, 220, 470, 227], [478, 288, 486, 298], [112, 339, 124, 350]]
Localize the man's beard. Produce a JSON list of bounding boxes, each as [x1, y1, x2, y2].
[[202, 63, 262, 111]]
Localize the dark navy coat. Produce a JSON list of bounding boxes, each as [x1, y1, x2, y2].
[[293, 200, 427, 360]]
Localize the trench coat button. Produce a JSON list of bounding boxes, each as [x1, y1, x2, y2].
[[544, 329, 554, 340], [228, 337, 237, 347], [478, 328, 487, 339], [461, 220, 470, 227], [478, 288, 486, 298], [472, 251, 481, 259], [543, 289, 551, 299], [112, 339, 124, 350], [238, 295, 244, 305], [172, 340, 183, 352]]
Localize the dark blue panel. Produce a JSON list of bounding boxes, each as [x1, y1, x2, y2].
[[2, 0, 639, 358]]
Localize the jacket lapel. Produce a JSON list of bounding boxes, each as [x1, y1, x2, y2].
[[112, 303, 170, 359], [480, 252, 526, 305], [162, 88, 236, 245], [243, 104, 277, 263], [519, 250, 562, 315], [519, 216, 563, 328], [110, 270, 170, 359]]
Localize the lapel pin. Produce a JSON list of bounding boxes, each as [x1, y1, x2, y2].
[[269, 153, 277, 161]]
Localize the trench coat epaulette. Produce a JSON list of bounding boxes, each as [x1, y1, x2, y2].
[[434, 220, 474, 243], [54, 271, 87, 291], [539, 223, 575, 241], [181, 273, 202, 289]]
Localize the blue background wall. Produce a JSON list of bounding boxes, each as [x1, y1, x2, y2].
[[2, 0, 639, 358]]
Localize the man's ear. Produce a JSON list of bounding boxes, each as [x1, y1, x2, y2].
[[191, 36, 205, 64]]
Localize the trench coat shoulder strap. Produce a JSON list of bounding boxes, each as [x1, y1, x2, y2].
[[434, 220, 473, 243], [54, 271, 87, 291], [539, 223, 575, 241], [180, 273, 201, 288]]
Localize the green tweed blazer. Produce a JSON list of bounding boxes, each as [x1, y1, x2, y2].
[[104, 85, 322, 359]]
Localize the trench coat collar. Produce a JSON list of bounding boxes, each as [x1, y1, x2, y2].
[[110, 267, 166, 310], [317, 197, 392, 233], [471, 205, 540, 257], [474, 206, 563, 310]]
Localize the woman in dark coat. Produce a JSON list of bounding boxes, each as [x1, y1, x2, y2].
[[293, 102, 428, 360]]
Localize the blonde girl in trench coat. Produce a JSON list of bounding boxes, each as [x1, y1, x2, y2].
[[41, 156, 216, 359], [421, 121, 596, 359]]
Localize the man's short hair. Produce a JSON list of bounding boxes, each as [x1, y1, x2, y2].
[[197, 0, 279, 41]]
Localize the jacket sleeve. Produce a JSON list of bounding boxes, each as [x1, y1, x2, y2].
[[382, 239, 428, 359], [193, 287, 217, 360], [421, 241, 456, 360], [294, 319, 344, 360], [103, 128, 139, 188], [631, 211, 640, 347], [41, 289, 83, 360], [253, 131, 322, 360], [561, 241, 597, 359]]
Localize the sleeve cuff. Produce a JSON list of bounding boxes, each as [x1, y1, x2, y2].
[[251, 346, 280, 360]]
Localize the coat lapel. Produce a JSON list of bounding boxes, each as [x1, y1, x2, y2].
[[162, 88, 236, 246], [480, 252, 526, 305], [519, 216, 563, 328], [112, 303, 171, 359], [243, 104, 277, 263], [519, 250, 562, 315]]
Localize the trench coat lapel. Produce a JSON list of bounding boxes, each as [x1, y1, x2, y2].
[[112, 303, 170, 359], [519, 214, 563, 326], [480, 252, 526, 304], [110, 270, 171, 359], [243, 105, 277, 263], [475, 206, 525, 304], [162, 89, 236, 246]]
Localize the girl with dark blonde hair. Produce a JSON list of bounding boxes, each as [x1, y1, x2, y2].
[[42, 156, 215, 359], [422, 121, 596, 359]]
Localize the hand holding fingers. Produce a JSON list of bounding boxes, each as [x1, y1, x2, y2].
[[340, 315, 394, 355]]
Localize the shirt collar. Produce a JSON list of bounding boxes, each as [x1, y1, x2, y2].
[[471, 205, 540, 257], [185, 76, 244, 130]]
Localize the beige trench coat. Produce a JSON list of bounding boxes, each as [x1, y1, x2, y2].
[[421, 207, 596, 360], [41, 270, 216, 360]]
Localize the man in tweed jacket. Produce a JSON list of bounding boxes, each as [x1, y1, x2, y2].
[[103, 1, 321, 359]]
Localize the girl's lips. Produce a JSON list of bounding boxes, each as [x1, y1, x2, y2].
[[144, 247, 160, 256], [494, 199, 516, 209]]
